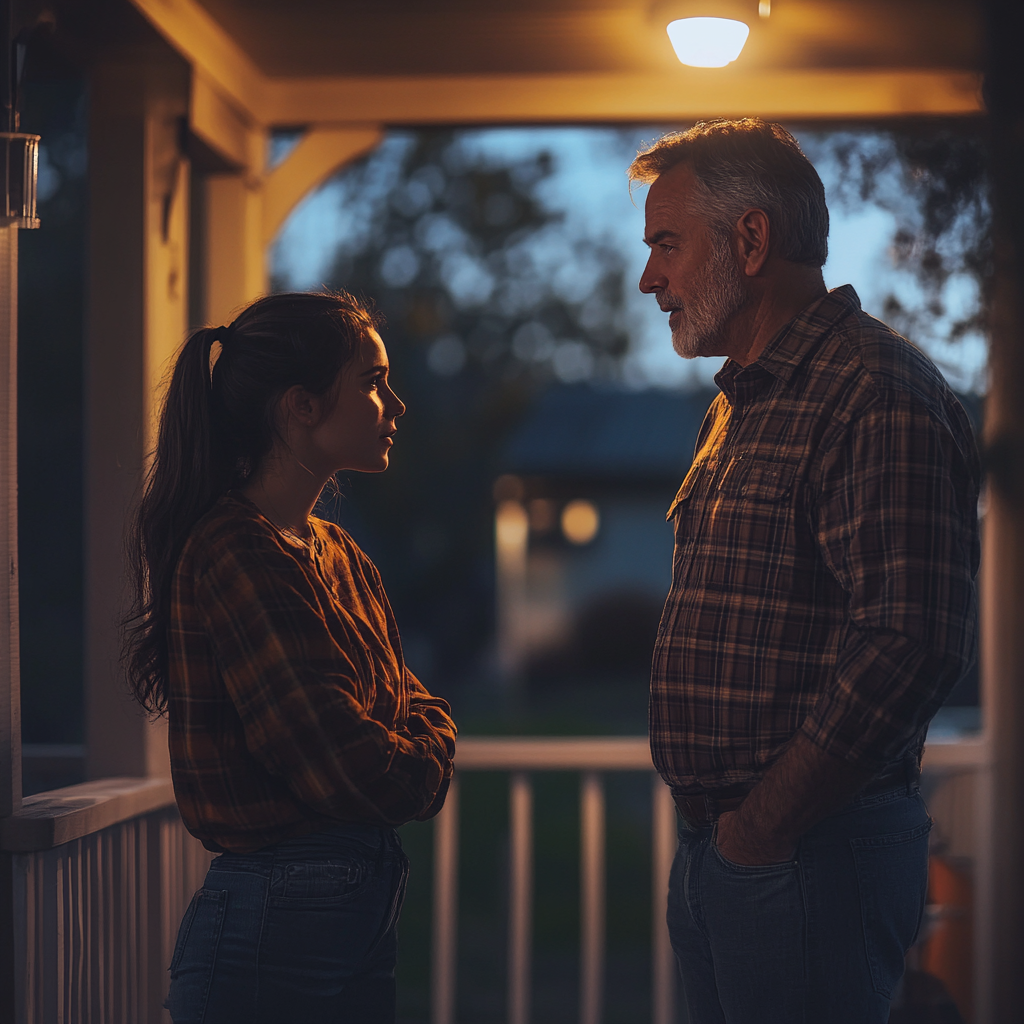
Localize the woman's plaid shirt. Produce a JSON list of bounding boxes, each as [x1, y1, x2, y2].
[[168, 493, 456, 853], [650, 286, 980, 796]]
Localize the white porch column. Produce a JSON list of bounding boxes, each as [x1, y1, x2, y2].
[[85, 56, 190, 780], [204, 168, 266, 325], [0, 225, 19, 816]]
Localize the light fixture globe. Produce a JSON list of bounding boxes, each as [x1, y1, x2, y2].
[[666, 16, 750, 67]]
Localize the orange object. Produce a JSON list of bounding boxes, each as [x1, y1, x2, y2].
[[920, 854, 973, 1022]]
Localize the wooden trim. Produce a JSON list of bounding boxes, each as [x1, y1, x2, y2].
[[262, 126, 384, 246], [265, 69, 984, 125], [0, 778, 175, 852], [128, 0, 266, 121], [0, 226, 19, 818], [456, 736, 654, 771], [190, 69, 255, 172], [0, 730, 985, 850], [125, 0, 984, 126]]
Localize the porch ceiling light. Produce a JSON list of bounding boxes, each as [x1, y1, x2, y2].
[[666, 17, 749, 67], [656, 0, 767, 68]]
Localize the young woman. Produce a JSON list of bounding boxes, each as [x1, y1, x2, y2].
[[123, 291, 456, 1024]]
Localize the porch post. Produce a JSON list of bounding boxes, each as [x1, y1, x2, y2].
[[0, 224, 18, 818], [84, 54, 190, 780], [204, 168, 266, 325], [981, 0, 1024, 1019]]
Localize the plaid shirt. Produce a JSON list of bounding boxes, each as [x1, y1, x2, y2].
[[650, 286, 980, 796], [168, 493, 456, 853]]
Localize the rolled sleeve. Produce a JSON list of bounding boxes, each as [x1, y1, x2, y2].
[[804, 393, 979, 767]]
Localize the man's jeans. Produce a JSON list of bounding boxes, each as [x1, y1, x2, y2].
[[667, 784, 931, 1024], [166, 824, 409, 1024]]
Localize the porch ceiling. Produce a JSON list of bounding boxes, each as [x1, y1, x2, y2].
[[126, 0, 985, 127], [192, 0, 983, 78]]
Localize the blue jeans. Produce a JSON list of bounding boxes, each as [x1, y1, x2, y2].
[[667, 785, 931, 1024], [166, 824, 409, 1024]]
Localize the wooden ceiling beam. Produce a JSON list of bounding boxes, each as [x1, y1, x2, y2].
[[266, 69, 983, 126], [128, 0, 267, 120]]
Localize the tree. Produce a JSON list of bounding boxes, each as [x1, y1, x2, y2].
[[279, 129, 631, 693]]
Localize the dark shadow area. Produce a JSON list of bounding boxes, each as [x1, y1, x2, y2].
[[17, 74, 87, 748]]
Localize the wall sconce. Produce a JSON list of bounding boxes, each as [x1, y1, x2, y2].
[[655, 0, 769, 68], [0, 132, 40, 228]]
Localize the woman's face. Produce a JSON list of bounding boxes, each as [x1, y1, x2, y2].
[[306, 330, 406, 475]]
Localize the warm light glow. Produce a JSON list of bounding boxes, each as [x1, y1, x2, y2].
[[561, 500, 600, 546], [666, 17, 750, 68], [496, 500, 529, 555]]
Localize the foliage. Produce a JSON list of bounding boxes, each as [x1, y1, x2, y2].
[[284, 130, 633, 694], [803, 123, 991, 385]]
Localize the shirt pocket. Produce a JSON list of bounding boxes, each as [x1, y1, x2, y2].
[[718, 455, 799, 503], [667, 455, 717, 520]]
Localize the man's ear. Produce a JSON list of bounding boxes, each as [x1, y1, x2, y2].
[[735, 208, 771, 277]]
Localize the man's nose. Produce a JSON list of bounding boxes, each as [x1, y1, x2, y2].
[[639, 257, 666, 295]]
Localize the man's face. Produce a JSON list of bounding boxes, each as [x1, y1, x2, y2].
[[639, 164, 748, 359]]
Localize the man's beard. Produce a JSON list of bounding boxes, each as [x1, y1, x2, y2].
[[665, 234, 748, 359]]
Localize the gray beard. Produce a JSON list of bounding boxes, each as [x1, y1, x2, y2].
[[665, 235, 748, 359]]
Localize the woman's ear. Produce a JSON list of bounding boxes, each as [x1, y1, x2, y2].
[[280, 385, 321, 429]]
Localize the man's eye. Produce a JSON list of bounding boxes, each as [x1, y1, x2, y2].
[[661, 244, 676, 254]]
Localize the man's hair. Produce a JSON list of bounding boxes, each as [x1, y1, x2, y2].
[[628, 118, 829, 268]]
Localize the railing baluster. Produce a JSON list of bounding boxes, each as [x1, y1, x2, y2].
[[651, 777, 678, 1024], [432, 774, 460, 1024], [580, 771, 606, 1024], [508, 771, 533, 1024]]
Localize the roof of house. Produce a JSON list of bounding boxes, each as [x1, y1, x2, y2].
[[501, 384, 715, 481]]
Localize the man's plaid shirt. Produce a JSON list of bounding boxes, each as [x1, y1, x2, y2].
[[168, 493, 456, 853], [650, 285, 980, 796]]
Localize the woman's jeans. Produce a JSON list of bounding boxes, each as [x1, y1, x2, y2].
[[166, 823, 409, 1024], [667, 784, 931, 1024]]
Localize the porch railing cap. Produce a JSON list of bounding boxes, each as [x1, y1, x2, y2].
[[0, 776, 175, 852]]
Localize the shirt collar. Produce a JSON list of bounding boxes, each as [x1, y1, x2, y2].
[[715, 284, 862, 398], [755, 284, 862, 383]]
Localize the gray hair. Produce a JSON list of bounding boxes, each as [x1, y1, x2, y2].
[[629, 118, 829, 268]]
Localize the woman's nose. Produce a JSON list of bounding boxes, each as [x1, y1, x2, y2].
[[388, 388, 406, 419]]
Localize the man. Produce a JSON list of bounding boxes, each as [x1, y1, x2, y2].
[[632, 119, 979, 1023]]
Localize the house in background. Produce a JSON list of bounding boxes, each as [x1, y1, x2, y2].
[[493, 384, 715, 683]]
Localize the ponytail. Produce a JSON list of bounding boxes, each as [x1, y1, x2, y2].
[[123, 291, 377, 714]]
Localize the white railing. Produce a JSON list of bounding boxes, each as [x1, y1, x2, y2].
[[0, 777, 212, 1024], [0, 734, 991, 1024], [1, 742, 670, 1024], [430, 736, 677, 1024]]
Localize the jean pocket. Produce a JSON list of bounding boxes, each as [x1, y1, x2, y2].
[[170, 888, 227, 975], [276, 857, 371, 901], [851, 819, 931, 998], [709, 841, 798, 874], [166, 888, 227, 1023]]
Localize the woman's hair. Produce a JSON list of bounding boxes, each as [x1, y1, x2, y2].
[[123, 290, 379, 714]]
